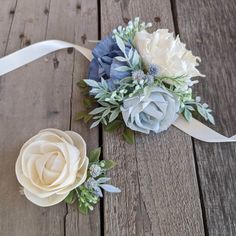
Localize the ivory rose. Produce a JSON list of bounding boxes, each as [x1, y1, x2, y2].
[[15, 129, 88, 207], [134, 29, 205, 90]]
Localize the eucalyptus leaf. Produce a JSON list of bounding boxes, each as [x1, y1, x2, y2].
[[88, 147, 101, 163], [90, 120, 100, 129], [64, 191, 76, 204], [115, 35, 126, 54], [109, 109, 120, 122], [97, 177, 111, 184], [132, 50, 140, 67], [128, 48, 133, 60], [207, 113, 215, 125], [89, 107, 107, 115], [102, 160, 116, 170], [115, 66, 132, 72], [84, 79, 99, 88], [184, 108, 192, 121], [104, 120, 123, 132], [115, 56, 128, 62], [100, 184, 121, 193], [122, 128, 135, 144]]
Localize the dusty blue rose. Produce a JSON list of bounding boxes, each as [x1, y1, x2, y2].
[[88, 36, 131, 90], [121, 87, 180, 134]]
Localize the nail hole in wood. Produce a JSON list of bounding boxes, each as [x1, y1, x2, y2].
[[53, 57, 59, 69], [19, 33, 24, 39], [123, 17, 130, 24], [154, 16, 161, 23], [9, 9, 15, 15], [76, 3, 81, 10], [44, 8, 49, 15], [67, 48, 74, 54], [25, 39, 31, 46], [81, 34, 87, 44]]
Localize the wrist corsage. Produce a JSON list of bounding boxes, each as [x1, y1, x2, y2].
[[15, 129, 120, 213], [77, 17, 214, 144]]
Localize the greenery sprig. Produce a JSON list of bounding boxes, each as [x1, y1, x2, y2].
[[64, 148, 120, 214]]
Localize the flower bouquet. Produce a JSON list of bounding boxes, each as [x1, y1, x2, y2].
[[77, 17, 214, 144]]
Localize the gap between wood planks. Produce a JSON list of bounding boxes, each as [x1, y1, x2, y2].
[[170, 0, 208, 235]]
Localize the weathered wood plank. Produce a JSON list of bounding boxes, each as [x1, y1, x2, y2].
[[63, 1, 101, 236], [175, 0, 236, 235], [100, 1, 205, 235], [0, 0, 67, 235], [0, 0, 17, 55], [0, 0, 100, 235]]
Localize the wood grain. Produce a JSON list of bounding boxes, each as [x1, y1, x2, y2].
[[100, 0, 204, 235], [0, 0, 67, 235], [64, 1, 101, 236], [175, 0, 236, 235]]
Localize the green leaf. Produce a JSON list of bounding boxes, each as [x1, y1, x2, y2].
[[104, 120, 123, 132], [90, 120, 100, 129], [115, 66, 132, 72], [88, 147, 101, 163], [197, 105, 207, 120], [75, 111, 87, 121], [185, 105, 195, 111], [122, 128, 135, 144], [207, 113, 215, 125], [115, 56, 127, 62], [64, 191, 76, 204], [184, 108, 192, 121], [132, 50, 140, 67], [128, 48, 133, 60], [109, 109, 120, 122], [84, 114, 93, 123], [78, 202, 89, 214], [84, 79, 99, 88], [115, 35, 126, 53], [89, 107, 107, 115], [83, 98, 93, 108], [102, 160, 116, 170], [77, 80, 87, 88]]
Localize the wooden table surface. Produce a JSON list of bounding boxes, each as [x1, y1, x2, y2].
[[0, 0, 235, 235]]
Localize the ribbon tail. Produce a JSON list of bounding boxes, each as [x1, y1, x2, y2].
[[0, 40, 93, 77], [173, 116, 236, 143]]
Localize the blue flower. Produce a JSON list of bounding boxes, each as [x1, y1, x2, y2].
[[88, 36, 131, 91], [147, 64, 159, 76]]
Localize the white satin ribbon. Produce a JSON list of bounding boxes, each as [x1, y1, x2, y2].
[[0, 40, 235, 143]]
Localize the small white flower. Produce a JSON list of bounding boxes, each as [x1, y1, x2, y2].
[[89, 164, 102, 178], [134, 29, 205, 90]]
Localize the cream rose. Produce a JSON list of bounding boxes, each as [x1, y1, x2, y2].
[[134, 29, 205, 90], [15, 129, 88, 207]]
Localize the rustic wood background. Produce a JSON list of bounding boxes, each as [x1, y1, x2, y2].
[[0, 0, 235, 235]]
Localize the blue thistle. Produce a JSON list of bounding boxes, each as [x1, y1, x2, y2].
[[148, 64, 159, 76], [132, 70, 145, 81]]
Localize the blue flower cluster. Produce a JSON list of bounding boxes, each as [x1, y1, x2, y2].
[[88, 36, 131, 91]]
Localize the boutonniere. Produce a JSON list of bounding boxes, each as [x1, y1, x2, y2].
[[16, 129, 120, 214]]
